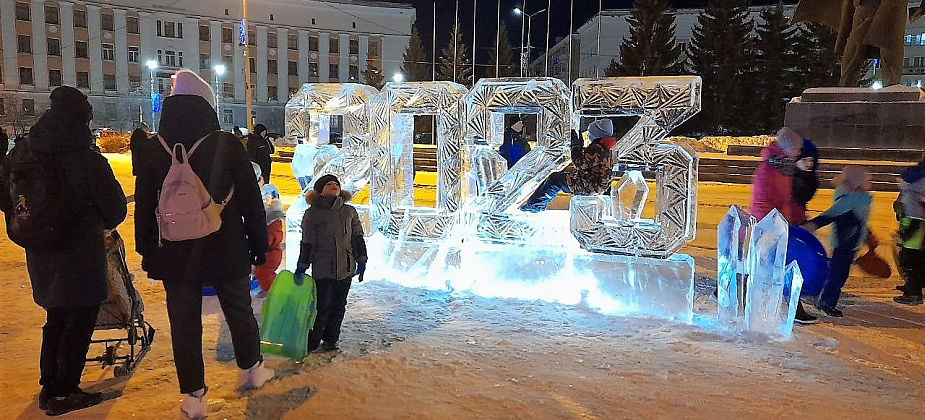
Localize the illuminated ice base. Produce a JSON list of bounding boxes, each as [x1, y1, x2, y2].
[[363, 232, 695, 323]]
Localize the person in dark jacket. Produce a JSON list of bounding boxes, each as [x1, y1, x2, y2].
[[296, 174, 368, 353], [1, 127, 8, 156], [499, 117, 527, 168], [129, 126, 151, 176], [246, 123, 275, 181], [132, 70, 273, 419], [0, 86, 127, 416], [521, 119, 616, 212], [792, 138, 820, 215], [894, 162, 925, 305]]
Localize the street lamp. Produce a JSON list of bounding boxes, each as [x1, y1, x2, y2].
[[392, 72, 404, 83], [146, 60, 159, 131], [213, 64, 227, 121], [514, 6, 547, 77]]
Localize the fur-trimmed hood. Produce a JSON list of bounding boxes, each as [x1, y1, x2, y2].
[[305, 189, 354, 209]]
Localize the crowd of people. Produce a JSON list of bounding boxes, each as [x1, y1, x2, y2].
[[751, 128, 923, 326], [1, 68, 923, 417], [0, 70, 367, 418]]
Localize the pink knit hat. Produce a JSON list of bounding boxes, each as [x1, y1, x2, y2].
[[171, 69, 215, 108]]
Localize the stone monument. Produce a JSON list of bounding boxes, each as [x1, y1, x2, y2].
[[791, 0, 909, 87], [785, 86, 925, 150]]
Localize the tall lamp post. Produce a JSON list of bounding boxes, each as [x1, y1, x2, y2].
[[146, 60, 159, 132], [242, 0, 254, 133], [514, 6, 547, 77], [213, 64, 226, 122]]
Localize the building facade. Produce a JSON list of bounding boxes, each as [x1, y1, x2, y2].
[[0, 0, 414, 134]]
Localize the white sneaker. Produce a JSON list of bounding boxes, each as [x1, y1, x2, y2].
[[180, 388, 207, 420], [244, 360, 275, 390]]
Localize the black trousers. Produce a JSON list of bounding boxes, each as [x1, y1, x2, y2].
[[898, 247, 925, 297], [163, 275, 261, 394], [40, 304, 101, 398], [521, 172, 571, 212], [308, 278, 352, 352]]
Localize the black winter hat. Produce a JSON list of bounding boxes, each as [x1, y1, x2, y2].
[[902, 161, 925, 184], [50, 86, 93, 122], [253, 123, 268, 136], [314, 174, 340, 194]]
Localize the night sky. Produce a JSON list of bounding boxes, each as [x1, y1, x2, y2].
[[375, 0, 797, 63]]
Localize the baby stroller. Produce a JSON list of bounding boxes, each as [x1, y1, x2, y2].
[[86, 230, 155, 377]]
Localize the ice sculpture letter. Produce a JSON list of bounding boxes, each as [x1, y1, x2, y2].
[[283, 83, 378, 269], [462, 77, 572, 244], [569, 77, 701, 258], [369, 81, 468, 241]]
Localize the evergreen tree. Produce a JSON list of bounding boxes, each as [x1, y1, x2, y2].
[[792, 22, 841, 89], [401, 26, 431, 82], [753, 3, 799, 133], [437, 23, 474, 85], [688, 0, 755, 135], [606, 0, 683, 77], [485, 22, 519, 78]]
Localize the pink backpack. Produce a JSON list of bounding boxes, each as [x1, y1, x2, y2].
[[155, 133, 233, 244]]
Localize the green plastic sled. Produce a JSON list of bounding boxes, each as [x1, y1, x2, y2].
[[260, 270, 317, 360]]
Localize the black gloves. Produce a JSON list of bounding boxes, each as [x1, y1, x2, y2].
[[570, 129, 584, 163]]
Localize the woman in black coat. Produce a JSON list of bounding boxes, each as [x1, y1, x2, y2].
[[132, 71, 273, 418], [1, 86, 127, 415]]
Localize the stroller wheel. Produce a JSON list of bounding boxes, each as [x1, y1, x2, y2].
[[114, 365, 130, 377], [103, 346, 117, 367]]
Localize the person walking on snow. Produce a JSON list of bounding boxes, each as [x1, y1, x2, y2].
[[247, 123, 275, 182], [521, 119, 616, 212], [0, 86, 127, 416], [893, 162, 925, 305], [296, 174, 368, 353], [252, 162, 285, 294], [802, 166, 873, 317], [750, 127, 818, 324], [132, 69, 274, 420]]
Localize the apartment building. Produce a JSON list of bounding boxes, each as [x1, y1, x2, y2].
[[0, 0, 414, 133]]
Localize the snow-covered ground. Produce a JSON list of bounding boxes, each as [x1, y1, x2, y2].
[[0, 155, 923, 419]]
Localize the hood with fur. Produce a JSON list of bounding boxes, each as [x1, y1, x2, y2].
[[305, 189, 354, 209]]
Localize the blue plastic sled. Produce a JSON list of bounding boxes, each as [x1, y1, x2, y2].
[[786, 226, 829, 297]]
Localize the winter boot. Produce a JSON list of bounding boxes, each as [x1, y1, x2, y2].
[[38, 388, 49, 410], [180, 388, 207, 420], [817, 306, 843, 318], [321, 341, 339, 352], [45, 388, 104, 416], [243, 360, 275, 390], [794, 303, 818, 325], [893, 294, 924, 306]]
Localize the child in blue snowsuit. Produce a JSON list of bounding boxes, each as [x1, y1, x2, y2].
[[802, 165, 872, 317]]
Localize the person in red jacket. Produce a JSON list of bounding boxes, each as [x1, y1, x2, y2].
[[751, 128, 807, 224], [251, 163, 284, 294], [750, 127, 818, 324]]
